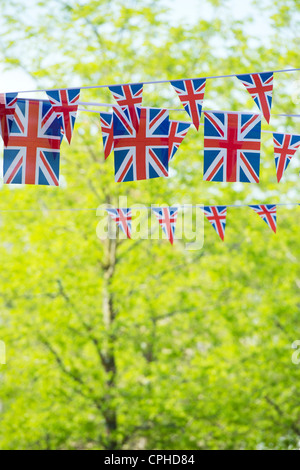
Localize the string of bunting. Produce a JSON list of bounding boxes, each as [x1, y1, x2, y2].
[[0, 203, 298, 244], [0, 68, 299, 186], [106, 203, 299, 243], [0, 67, 299, 245]]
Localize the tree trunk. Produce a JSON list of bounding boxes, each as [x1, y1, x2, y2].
[[102, 237, 118, 450]]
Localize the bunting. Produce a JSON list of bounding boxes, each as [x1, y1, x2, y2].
[[152, 207, 178, 245], [203, 111, 261, 183], [100, 112, 114, 159], [201, 206, 227, 241], [106, 208, 132, 239], [108, 84, 143, 132], [170, 79, 206, 130], [1, 68, 300, 188], [237, 72, 273, 123], [168, 120, 191, 161], [45, 88, 80, 144], [273, 132, 300, 182], [3, 99, 62, 186], [249, 204, 277, 233], [113, 106, 170, 182], [0, 93, 18, 147]]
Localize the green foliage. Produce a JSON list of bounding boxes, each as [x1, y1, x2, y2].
[[0, 0, 299, 450]]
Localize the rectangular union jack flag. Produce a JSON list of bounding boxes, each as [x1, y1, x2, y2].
[[203, 111, 261, 183], [109, 84, 143, 131], [273, 132, 300, 182], [237, 72, 273, 123], [45, 88, 80, 144], [152, 207, 178, 245], [168, 120, 191, 161], [0, 93, 18, 147], [106, 208, 132, 239], [113, 106, 170, 182], [249, 204, 277, 233], [3, 99, 62, 186], [170, 78, 206, 130], [201, 206, 227, 241], [100, 112, 114, 160]]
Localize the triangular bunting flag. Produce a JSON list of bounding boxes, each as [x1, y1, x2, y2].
[[203, 111, 261, 183], [45, 88, 80, 144], [3, 99, 62, 185], [201, 206, 227, 241], [237, 72, 273, 123], [108, 84, 143, 132], [249, 204, 277, 233], [168, 120, 191, 161], [170, 78, 206, 130], [152, 207, 178, 245], [273, 132, 300, 182], [100, 112, 114, 160], [106, 208, 132, 239], [0, 93, 18, 147]]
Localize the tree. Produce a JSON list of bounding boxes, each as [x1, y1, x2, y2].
[[0, 0, 299, 450]]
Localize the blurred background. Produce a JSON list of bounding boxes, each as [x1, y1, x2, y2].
[[0, 0, 299, 450]]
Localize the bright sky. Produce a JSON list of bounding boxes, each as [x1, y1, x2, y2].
[[0, 0, 271, 95]]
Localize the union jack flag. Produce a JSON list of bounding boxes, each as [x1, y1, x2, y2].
[[273, 132, 300, 182], [203, 111, 261, 183], [113, 106, 170, 182], [249, 204, 277, 233], [237, 72, 273, 123], [0, 93, 18, 147], [168, 120, 191, 161], [100, 112, 114, 159], [3, 99, 62, 186], [201, 206, 227, 241], [108, 84, 143, 131], [45, 88, 80, 143], [106, 208, 132, 239], [152, 207, 178, 245], [170, 78, 206, 130]]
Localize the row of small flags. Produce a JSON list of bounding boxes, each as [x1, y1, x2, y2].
[[0, 71, 299, 185], [102, 107, 300, 184], [107, 204, 286, 244]]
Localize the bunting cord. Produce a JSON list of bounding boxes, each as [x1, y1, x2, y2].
[[0, 203, 298, 213], [4, 67, 300, 95]]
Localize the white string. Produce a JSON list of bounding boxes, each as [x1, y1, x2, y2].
[[4, 67, 300, 95], [0, 203, 298, 213]]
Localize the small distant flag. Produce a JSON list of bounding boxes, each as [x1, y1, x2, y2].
[[106, 208, 132, 239], [152, 207, 178, 245], [201, 206, 227, 241], [249, 204, 277, 233]]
